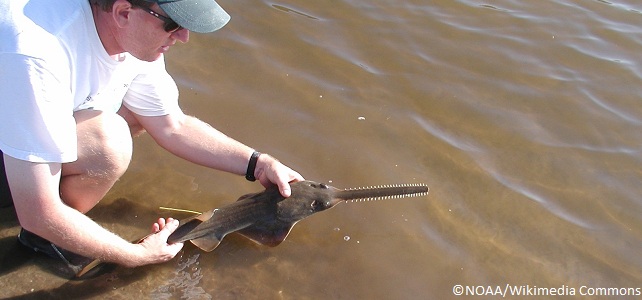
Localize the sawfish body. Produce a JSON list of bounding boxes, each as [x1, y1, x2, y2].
[[168, 180, 429, 251], [76, 180, 428, 277]]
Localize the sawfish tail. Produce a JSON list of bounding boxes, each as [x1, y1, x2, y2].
[[334, 184, 429, 202]]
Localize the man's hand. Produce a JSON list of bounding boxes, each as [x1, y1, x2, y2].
[[254, 154, 305, 197], [134, 218, 184, 266]]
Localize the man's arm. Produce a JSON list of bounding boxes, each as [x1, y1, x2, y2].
[[130, 110, 304, 196], [3, 154, 183, 267]]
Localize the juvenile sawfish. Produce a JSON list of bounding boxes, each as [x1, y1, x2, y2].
[[76, 180, 429, 277], [167, 180, 429, 249]]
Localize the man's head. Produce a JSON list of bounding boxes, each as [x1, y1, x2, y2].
[[91, 0, 230, 33], [91, 0, 229, 61]]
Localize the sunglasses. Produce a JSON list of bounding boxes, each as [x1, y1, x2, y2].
[[131, 3, 183, 33]]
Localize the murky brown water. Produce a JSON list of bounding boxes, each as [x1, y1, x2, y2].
[[2, 0, 642, 299]]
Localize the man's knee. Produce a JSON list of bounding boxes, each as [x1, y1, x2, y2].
[[70, 110, 133, 179], [58, 110, 133, 212], [98, 113, 133, 176]]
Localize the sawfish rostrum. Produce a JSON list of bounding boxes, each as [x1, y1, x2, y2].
[[168, 180, 429, 251]]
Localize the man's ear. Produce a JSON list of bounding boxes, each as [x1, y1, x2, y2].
[[111, 0, 133, 28]]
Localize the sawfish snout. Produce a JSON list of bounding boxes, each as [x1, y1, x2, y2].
[[274, 181, 341, 222], [303, 181, 344, 209]]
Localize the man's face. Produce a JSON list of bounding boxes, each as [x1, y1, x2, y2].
[[123, 4, 189, 62]]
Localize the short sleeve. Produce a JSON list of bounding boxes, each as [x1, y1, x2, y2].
[[122, 57, 181, 117], [0, 53, 77, 163]]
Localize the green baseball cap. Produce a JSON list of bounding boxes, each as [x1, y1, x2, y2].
[[151, 0, 230, 33]]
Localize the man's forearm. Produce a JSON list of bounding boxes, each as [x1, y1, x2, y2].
[[30, 203, 145, 267], [146, 114, 256, 175], [5, 156, 146, 266]]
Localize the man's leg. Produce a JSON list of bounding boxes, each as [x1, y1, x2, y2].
[[59, 110, 133, 214], [0, 150, 13, 208]]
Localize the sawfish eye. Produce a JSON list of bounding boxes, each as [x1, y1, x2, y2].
[[310, 182, 330, 189], [311, 200, 324, 210]]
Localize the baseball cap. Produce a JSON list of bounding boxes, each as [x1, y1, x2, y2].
[[150, 0, 230, 33]]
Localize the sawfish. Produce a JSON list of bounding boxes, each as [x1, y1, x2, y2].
[[76, 180, 428, 277]]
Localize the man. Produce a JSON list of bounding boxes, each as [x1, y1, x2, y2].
[[0, 0, 304, 272]]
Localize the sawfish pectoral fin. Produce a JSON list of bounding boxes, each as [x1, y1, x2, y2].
[[236, 221, 295, 247], [190, 234, 225, 252]]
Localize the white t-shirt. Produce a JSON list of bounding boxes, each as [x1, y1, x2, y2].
[[0, 0, 181, 163]]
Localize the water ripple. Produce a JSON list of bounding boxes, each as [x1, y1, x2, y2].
[[270, 3, 320, 20], [150, 253, 210, 300], [477, 156, 597, 230], [580, 88, 642, 125], [412, 113, 482, 152]]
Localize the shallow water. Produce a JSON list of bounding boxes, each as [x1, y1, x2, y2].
[[1, 0, 641, 299]]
